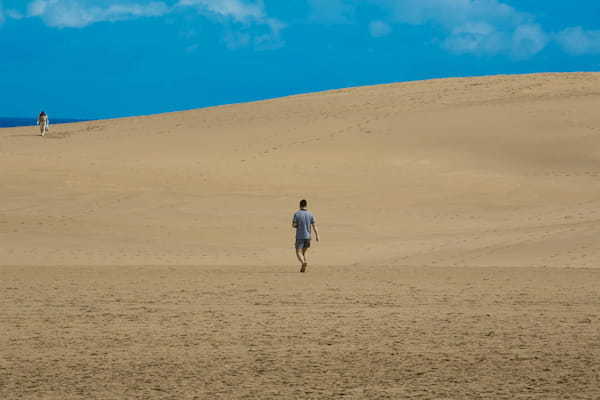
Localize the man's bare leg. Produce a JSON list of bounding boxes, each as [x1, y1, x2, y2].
[[296, 248, 308, 273], [301, 248, 309, 272], [296, 248, 305, 265]]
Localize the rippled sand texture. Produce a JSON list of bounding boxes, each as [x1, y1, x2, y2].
[[2, 266, 600, 399]]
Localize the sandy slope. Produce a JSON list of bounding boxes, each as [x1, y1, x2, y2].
[[2, 73, 600, 267], [3, 74, 600, 399]]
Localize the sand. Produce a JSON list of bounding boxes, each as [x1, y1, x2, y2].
[[2, 265, 600, 399], [2, 73, 600, 398]]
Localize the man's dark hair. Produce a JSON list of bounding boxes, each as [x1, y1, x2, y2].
[[299, 199, 307, 208]]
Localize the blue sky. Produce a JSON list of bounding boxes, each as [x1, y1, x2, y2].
[[1, 0, 600, 119]]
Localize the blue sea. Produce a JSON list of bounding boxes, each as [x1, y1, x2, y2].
[[0, 117, 84, 128]]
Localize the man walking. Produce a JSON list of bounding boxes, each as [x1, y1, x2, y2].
[[292, 199, 319, 273]]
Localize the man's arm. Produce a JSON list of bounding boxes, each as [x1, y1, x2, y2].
[[312, 223, 319, 242]]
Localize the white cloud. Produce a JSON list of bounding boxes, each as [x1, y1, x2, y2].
[[444, 21, 548, 59], [27, 0, 47, 17], [177, 0, 264, 23], [307, 0, 354, 24], [254, 17, 285, 50], [26, 0, 169, 28], [556, 26, 600, 55], [379, 0, 548, 57], [443, 22, 508, 55], [511, 23, 548, 59], [369, 20, 391, 38], [309, 0, 550, 58], [220, 17, 284, 50], [6, 9, 24, 19], [16, 0, 283, 50], [376, 0, 523, 28], [177, 0, 285, 50]]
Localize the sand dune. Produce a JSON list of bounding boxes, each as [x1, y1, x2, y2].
[[3, 74, 600, 399], [2, 72, 600, 267]]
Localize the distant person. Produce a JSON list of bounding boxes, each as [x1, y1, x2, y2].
[[37, 111, 49, 136], [292, 199, 319, 273]]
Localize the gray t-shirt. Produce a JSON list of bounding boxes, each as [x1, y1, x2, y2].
[[293, 209, 315, 240]]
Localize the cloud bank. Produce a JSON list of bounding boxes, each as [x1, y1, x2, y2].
[[178, 0, 264, 23], [307, 0, 354, 24], [309, 0, 599, 59], [26, 0, 169, 28], [557, 26, 600, 55], [176, 0, 285, 49], [3, 0, 600, 57], [385, 0, 549, 58], [10, 0, 284, 49]]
